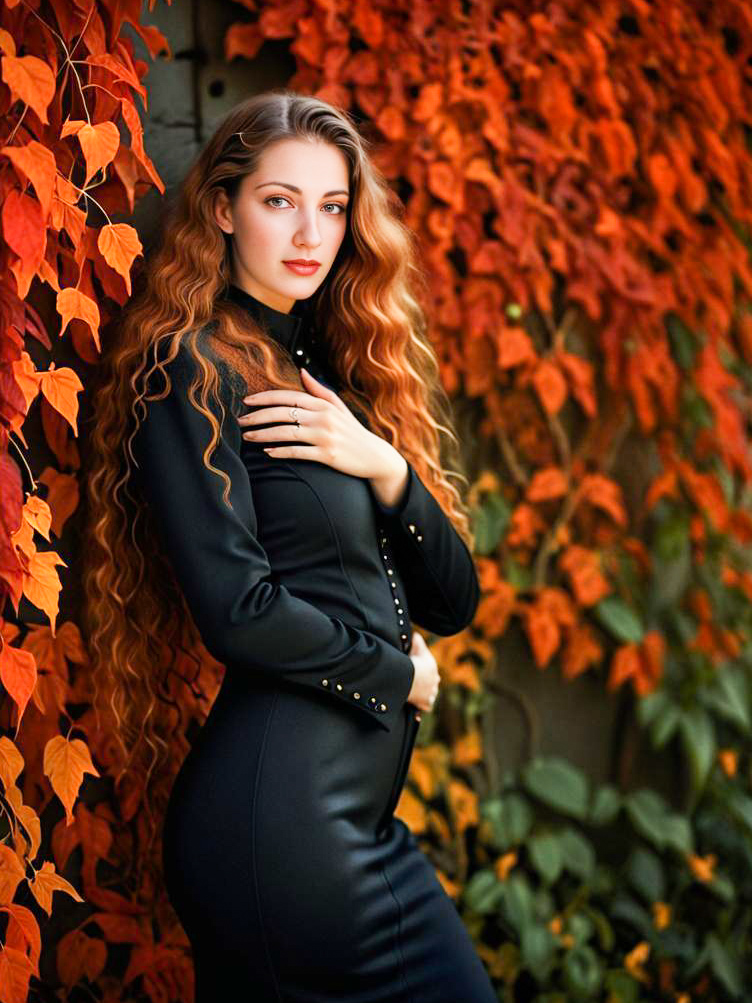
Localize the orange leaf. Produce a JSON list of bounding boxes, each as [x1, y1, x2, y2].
[[0, 845, 26, 905], [395, 786, 427, 833], [97, 223, 143, 296], [506, 503, 546, 546], [533, 358, 567, 414], [498, 327, 537, 369], [43, 737, 99, 827], [451, 728, 483, 766], [556, 351, 596, 417], [56, 286, 101, 350], [523, 601, 561, 668], [37, 468, 79, 538], [1, 140, 56, 217], [0, 945, 33, 1002], [37, 364, 84, 435], [0, 644, 37, 732], [559, 545, 611, 606], [56, 929, 107, 990], [527, 466, 568, 502], [560, 621, 603, 680], [608, 642, 641, 691], [2, 189, 46, 274], [580, 473, 628, 527], [29, 859, 84, 915], [75, 121, 120, 187], [22, 550, 68, 635], [1, 54, 55, 123], [2, 904, 41, 979]]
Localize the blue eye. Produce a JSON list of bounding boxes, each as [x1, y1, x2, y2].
[[264, 196, 346, 214]]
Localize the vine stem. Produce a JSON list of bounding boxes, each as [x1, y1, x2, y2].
[[7, 432, 37, 494]]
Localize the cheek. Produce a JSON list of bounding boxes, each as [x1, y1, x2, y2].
[[235, 206, 284, 246]]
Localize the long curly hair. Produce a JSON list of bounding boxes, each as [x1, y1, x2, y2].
[[81, 88, 475, 890]]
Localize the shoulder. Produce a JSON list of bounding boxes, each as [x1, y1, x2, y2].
[[144, 326, 248, 412]]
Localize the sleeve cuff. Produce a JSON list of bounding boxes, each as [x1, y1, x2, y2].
[[371, 460, 415, 518]]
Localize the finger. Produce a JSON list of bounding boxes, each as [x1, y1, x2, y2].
[[242, 423, 317, 443], [300, 368, 347, 410], [240, 405, 317, 426], [263, 444, 319, 459], [242, 389, 327, 409]]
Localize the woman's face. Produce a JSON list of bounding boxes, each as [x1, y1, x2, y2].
[[214, 137, 350, 314]]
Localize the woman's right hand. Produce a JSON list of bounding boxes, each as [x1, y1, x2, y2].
[[407, 631, 440, 713]]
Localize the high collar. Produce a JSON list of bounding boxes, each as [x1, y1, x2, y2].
[[223, 282, 310, 356]]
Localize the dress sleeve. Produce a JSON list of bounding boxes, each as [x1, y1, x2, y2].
[[130, 340, 415, 733], [370, 461, 480, 636]]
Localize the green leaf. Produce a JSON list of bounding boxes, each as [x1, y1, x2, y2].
[[623, 789, 670, 848], [728, 791, 752, 834], [625, 847, 665, 902], [472, 492, 510, 555], [462, 869, 503, 913], [520, 923, 558, 977], [604, 969, 640, 1003], [593, 596, 644, 643], [505, 559, 533, 589], [653, 508, 690, 561], [707, 872, 735, 903], [666, 313, 699, 370], [560, 827, 596, 881], [701, 666, 750, 732], [636, 690, 669, 727], [678, 708, 716, 792], [529, 831, 563, 884], [707, 933, 743, 998], [563, 944, 603, 998], [499, 873, 534, 935], [610, 894, 653, 938], [568, 912, 595, 945], [649, 548, 691, 611], [661, 813, 693, 854], [589, 784, 621, 826], [522, 756, 589, 820], [650, 701, 681, 748], [481, 793, 534, 851]]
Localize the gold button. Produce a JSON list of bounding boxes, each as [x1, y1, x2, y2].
[[336, 683, 343, 691], [380, 703, 387, 711], [321, 679, 329, 686], [409, 524, 416, 533], [417, 535, 423, 542], [353, 692, 361, 699]]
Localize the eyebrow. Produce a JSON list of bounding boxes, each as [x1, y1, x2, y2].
[[255, 181, 350, 197]]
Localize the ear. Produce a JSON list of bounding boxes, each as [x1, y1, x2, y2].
[[214, 189, 234, 235]]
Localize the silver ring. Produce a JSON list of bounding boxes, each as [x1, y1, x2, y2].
[[289, 406, 299, 423]]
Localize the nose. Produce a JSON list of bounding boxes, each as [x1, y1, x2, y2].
[[294, 208, 323, 252]]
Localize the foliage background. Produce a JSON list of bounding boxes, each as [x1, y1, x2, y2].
[[2, 0, 752, 1000]]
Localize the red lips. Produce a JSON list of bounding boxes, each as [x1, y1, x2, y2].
[[283, 259, 320, 265]]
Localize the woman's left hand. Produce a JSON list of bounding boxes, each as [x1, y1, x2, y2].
[[238, 368, 406, 487]]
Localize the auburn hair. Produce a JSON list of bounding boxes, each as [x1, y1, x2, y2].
[[81, 88, 474, 891]]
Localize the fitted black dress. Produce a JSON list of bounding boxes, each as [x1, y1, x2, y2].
[[131, 283, 496, 1002]]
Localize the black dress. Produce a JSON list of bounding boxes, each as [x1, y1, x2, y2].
[[131, 283, 496, 1002]]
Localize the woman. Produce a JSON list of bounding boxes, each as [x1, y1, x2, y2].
[[84, 89, 496, 1001]]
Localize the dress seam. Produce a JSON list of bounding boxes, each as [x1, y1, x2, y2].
[[379, 860, 416, 1003], [251, 689, 284, 1002], [277, 461, 374, 631]]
